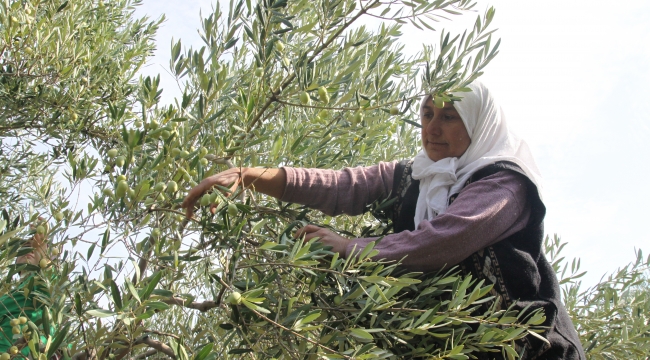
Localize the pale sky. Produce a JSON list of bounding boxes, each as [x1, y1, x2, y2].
[[134, 0, 650, 288]]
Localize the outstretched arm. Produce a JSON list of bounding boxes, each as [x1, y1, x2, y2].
[[183, 161, 396, 218], [281, 161, 396, 216]]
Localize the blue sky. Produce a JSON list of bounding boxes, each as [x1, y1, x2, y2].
[[134, 0, 650, 287]]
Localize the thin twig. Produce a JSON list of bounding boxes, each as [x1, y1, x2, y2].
[[145, 329, 181, 340], [162, 296, 220, 312], [274, 95, 421, 112]]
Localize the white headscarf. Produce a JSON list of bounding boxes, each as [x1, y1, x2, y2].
[[411, 81, 543, 226]]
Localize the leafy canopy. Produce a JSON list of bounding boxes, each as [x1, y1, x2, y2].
[[2, 0, 647, 359]]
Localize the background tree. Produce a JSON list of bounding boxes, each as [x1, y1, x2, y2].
[[546, 235, 650, 359], [0, 0, 161, 214], [1, 0, 647, 359]]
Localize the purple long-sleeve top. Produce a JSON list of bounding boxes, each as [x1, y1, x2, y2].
[[280, 161, 531, 272]]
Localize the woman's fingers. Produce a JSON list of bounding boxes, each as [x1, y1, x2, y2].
[[294, 224, 322, 239], [182, 175, 221, 207], [182, 169, 241, 218], [295, 225, 350, 256]]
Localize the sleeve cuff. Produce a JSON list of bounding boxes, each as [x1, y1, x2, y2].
[[279, 166, 297, 202]]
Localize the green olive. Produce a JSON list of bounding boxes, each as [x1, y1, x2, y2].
[[353, 112, 363, 125], [107, 149, 118, 158], [433, 95, 445, 109], [200, 194, 210, 207], [254, 67, 264, 77], [389, 106, 399, 115], [333, 295, 342, 305], [166, 180, 178, 193], [151, 228, 161, 238], [227, 203, 238, 217], [299, 91, 310, 105], [115, 156, 125, 167], [154, 182, 166, 192], [116, 180, 129, 198], [318, 86, 329, 104], [226, 291, 242, 305]]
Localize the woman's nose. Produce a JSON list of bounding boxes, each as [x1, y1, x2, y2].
[[426, 118, 441, 135]]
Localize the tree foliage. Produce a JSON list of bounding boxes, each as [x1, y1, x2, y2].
[[546, 235, 650, 360], [0, 0, 161, 214], [1, 0, 647, 359]]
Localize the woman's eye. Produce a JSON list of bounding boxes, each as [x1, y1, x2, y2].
[[423, 113, 433, 120]]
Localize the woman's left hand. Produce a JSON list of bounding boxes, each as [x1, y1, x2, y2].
[[295, 225, 350, 257]]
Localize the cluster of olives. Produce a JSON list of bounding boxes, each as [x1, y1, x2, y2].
[[104, 145, 211, 208], [1, 317, 32, 358], [106, 148, 127, 169]]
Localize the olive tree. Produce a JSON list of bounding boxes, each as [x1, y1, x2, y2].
[[545, 235, 650, 360], [1, 0, 556, 359], [0, 0, 161, 214]]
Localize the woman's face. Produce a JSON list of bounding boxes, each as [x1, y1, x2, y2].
[[16, 227, 47, 265], [420, 96, 471, 161]]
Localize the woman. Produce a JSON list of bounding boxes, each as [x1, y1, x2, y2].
[[183, 82, 585, 359]]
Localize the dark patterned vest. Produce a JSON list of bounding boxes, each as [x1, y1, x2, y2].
[[390, 160, 585, 360]]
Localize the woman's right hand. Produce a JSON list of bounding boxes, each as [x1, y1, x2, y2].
[[182, 167, 246, 218]]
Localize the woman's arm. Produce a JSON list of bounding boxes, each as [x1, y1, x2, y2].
[[345, 170, 532, 272], [281, 161, 396, 216], [183, 162, 397, 218]]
